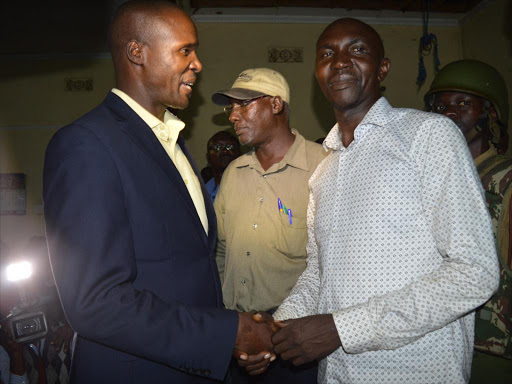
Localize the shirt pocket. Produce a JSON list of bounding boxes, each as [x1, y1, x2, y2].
[[275, 213, 308, 259]]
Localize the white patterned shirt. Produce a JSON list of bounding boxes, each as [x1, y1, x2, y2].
[[273, 98, 500, 384]]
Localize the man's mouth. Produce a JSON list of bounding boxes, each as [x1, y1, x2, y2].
[[181, 81, 194, 91], [328, 75, 357, 89]]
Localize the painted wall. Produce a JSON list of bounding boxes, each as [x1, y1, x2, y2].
[[0, 18, 463, 252], [460, 0, 512, 137]]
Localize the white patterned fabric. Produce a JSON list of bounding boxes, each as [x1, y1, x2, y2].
[[273, 98, 500, 384]]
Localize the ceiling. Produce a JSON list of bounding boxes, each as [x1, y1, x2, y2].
[[1, 0, 486, 56], [189, 0, 483, 13]]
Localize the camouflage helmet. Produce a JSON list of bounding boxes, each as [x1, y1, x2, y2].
[[425, 59, 508, 126]]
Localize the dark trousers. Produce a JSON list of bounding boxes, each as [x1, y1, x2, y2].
[[228, 357, 318, 384]]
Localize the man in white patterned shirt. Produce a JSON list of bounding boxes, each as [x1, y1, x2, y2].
[[254, 18, 500, 384]]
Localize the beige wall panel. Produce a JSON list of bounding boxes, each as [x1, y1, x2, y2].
[[0, 20, 463, 250]]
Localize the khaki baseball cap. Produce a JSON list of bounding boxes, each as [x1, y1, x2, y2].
[[212, 68, 290, 106]]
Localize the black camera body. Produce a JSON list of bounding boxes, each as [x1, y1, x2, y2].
[[9, 310, 48, 344]]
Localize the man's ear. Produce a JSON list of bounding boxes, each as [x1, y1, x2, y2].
[[377, 58, 391, 82], [489, 104, 498, 120], [126, 40, 144, 65], [270, 96, 284, 115]]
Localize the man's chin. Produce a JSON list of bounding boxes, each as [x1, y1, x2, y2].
[[168, 99, 190, 111]]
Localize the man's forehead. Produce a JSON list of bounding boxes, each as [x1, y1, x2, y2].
[[433, 91, 482, 100], [317, 19, 381, 49]]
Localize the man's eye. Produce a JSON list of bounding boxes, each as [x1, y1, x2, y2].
[[352, 46, 365, 53], [182, 48, 191, 55], [320, 51, 333, 58], [458, 101, 471, 106], [434, 105, 444, 112]]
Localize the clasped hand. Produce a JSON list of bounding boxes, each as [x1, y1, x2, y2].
[[234, 312, 341, 375]]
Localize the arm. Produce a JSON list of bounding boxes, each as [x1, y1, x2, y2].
[[333, 118, 499, 354], [43, 126, 237, 380]]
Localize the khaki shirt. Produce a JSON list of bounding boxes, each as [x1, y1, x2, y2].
[[214, 130, 327, 312]]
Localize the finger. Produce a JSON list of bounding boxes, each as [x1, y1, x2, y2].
[[272, 328, 290, 345], [237, 351, 271, 368], [253, 312, 278, 332], [248, 364, 269, 376], [233, 348, 248, 361], [291, 356, 307, 367], [245, 359, 270, 373], [280, 348, 302, 362], [252, 312, 266, 322]]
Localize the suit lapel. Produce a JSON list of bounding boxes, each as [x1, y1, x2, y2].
[[104, 93, 208, 243], [178, 136, 217, 248]]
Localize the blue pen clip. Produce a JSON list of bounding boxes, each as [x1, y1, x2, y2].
[[288, 209, 292, 225], [278, 198, 283, 213]]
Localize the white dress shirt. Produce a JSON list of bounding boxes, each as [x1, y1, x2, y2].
[[274, 98, 499, 384], [111, 88, 208, 233]]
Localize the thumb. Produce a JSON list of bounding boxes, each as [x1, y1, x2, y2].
[[274, 320, 289, 329]]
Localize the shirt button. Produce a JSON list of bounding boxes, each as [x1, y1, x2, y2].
[[241, 279, 246, 284], [263, 175, 267, 178], [246, 251, 251, 256], [253, 224, 258, 229], [259, 197, 264, 202]]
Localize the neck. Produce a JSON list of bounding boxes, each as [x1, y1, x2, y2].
[[117, 79, 167, 121], [212, 168, 224, 185], [468, 136, 490, 160], [334, 96, 379, 147], [255, 125, 295, 171]]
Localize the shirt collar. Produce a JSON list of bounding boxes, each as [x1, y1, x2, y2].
[[236, 129, 310, 172], [324, 97, 393, 151], [111, 88, 185, 142]]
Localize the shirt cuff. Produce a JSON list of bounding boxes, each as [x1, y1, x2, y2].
[[10, 372, 29, 384], [273, 306, 299, 321], [334, 303, 380, 354]]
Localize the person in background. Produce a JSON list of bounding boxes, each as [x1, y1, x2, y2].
[[212, 68, 327, 383], [425, 59, 512, 381], [205, 131, 240, 202]]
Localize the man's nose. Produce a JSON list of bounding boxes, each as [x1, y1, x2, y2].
[[331, 50, 352, 71], [229, 109, 240, 124], [442, 105, 459, 119], [190, 52, 202, 73]]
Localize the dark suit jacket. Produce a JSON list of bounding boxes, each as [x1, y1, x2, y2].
[[43, 93, 238, 383]]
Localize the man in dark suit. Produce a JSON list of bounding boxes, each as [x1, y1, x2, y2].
[[43, 1, 274, 383]]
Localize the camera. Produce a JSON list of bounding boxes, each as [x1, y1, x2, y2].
[[1, 259, 49, 344], [9, 311, 48, 344]]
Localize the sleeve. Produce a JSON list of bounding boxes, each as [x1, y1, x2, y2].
[[333, 117, 500, 354], [214, 175, 227, 283], [9, 372, 29, 384], [273, 187, 321, 321], [43, 125, 237, 380]]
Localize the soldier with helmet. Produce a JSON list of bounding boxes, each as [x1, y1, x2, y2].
[[425, 59, 512, 361]]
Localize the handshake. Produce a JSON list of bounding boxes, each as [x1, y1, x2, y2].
[[233, 312, 342, 376]]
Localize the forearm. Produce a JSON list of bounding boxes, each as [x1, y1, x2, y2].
[[335, 253, 498, 354]]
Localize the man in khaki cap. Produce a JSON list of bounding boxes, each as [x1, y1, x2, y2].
[[212, 68, 327, 383]]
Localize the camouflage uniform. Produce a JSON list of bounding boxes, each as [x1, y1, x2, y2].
[[475, 146, 512, 359]]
